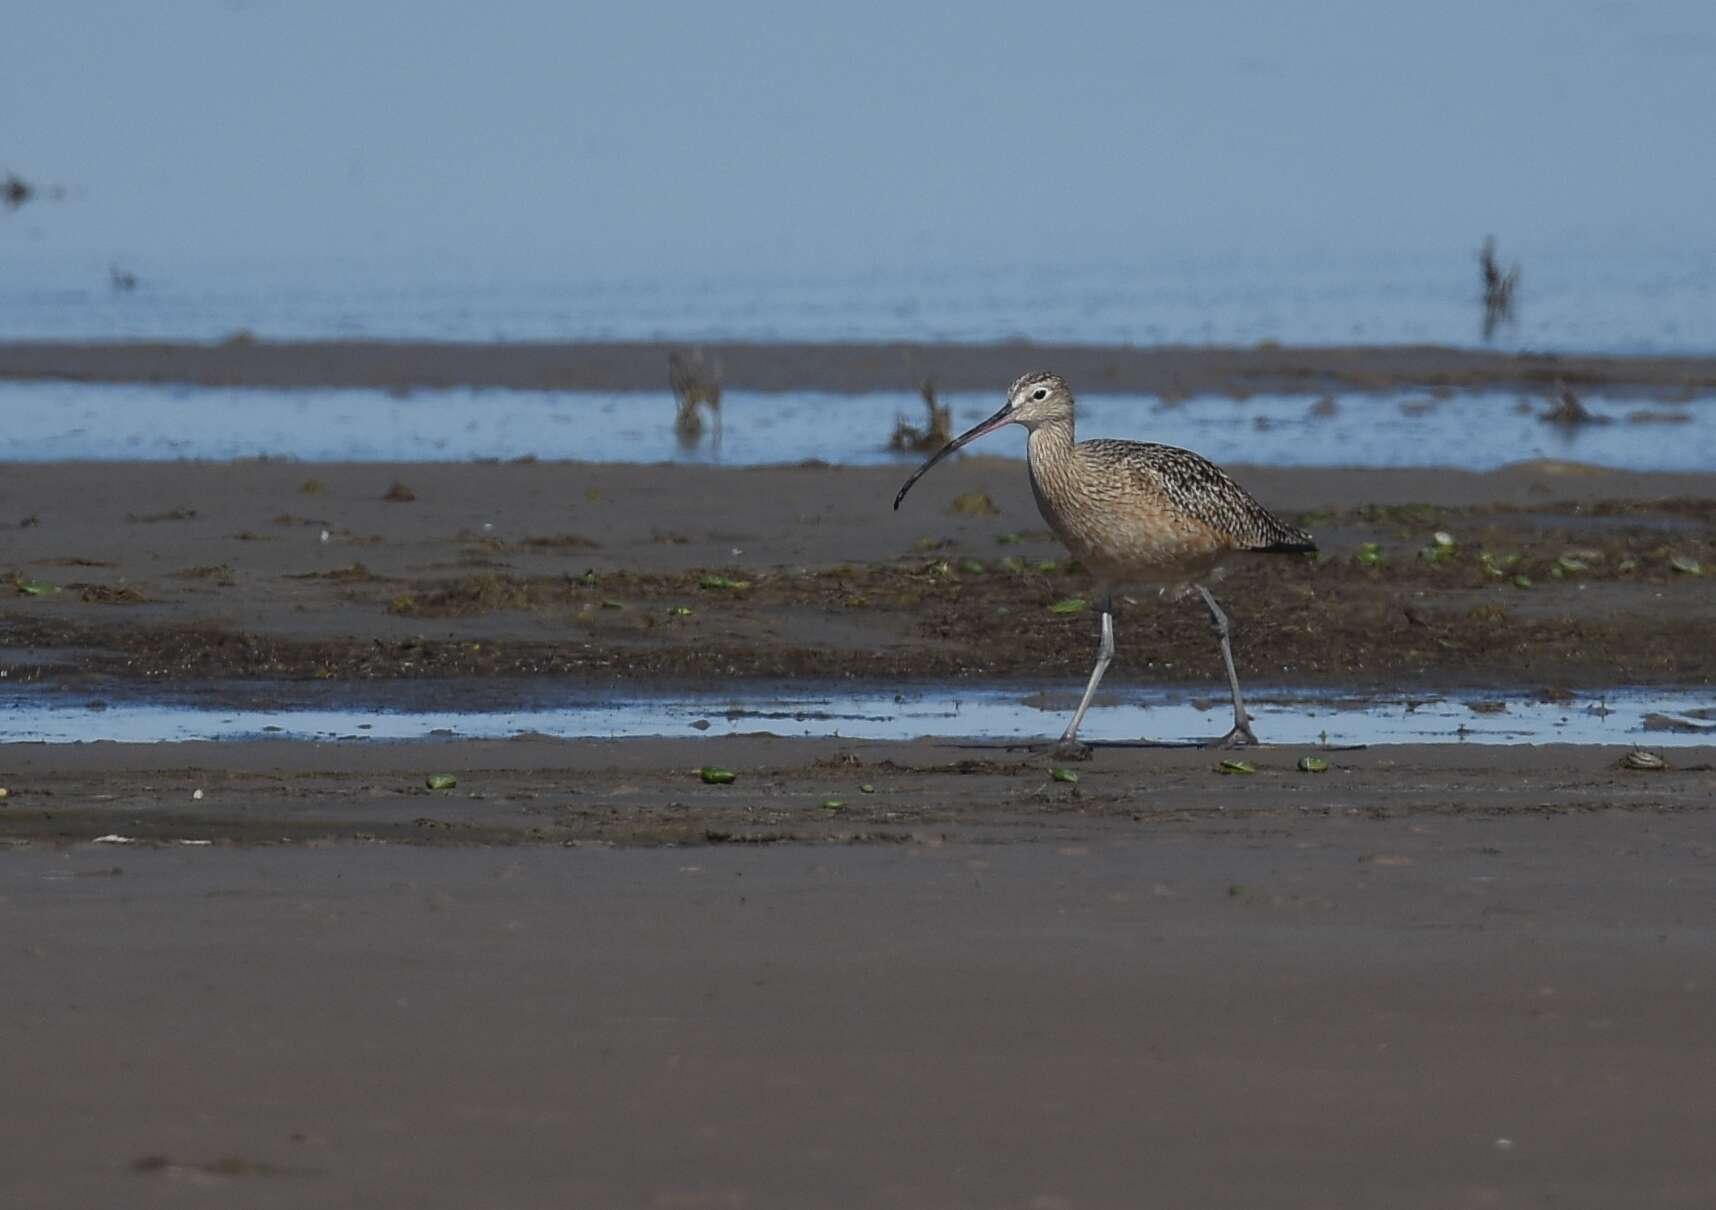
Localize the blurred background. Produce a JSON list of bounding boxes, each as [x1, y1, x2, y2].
[[5, 0, 1715, 349]]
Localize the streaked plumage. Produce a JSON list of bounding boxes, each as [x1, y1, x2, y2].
[[1027, 435, 1312, 588], [895, 370, 1317, 751]]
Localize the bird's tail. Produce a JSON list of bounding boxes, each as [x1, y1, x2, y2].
[[1254, 521, 1317, 554]]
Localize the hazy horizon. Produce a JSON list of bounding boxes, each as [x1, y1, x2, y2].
[[7, 0, 1716, 284]]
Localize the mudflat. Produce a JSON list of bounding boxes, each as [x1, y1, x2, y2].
[[3, 466, 1714, 1206], [4, 344, 1716, 1206], [5, 799, 1716, 1208], [5, 337, 1716, 398], [2, 458, 1714, 689]]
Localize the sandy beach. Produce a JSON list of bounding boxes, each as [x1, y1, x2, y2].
[[6, 798, 1716, 1208], [5, 337, 1716, 397], [3, 342, 1715, 1207], [14, 0, 1716, 1198], [2, 456, 1713, 690]]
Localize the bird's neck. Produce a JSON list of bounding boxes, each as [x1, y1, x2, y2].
[[1026, 419, 1076, 472], [1025, 420, 1078, 514]]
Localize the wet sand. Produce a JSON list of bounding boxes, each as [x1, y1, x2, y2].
[[2, 459, 1713, 688], [4, 365, 1716, 1204], [4, 462, 1712, 1207], [5, 337, 1716, 397], [3, 733, 1714, 846], [6, 794, 1716, 1208]]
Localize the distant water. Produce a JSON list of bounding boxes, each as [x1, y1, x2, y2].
[[3, 380, 1713, 470], [3, 249, 1714, 353]]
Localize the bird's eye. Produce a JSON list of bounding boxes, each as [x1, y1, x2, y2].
[[1032, 388, 1048, 401]]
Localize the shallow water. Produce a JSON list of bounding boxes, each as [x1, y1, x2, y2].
[[4, 685, 1711, 748], [5, 252, 1716, 354], [4, 381, 1713, 471]]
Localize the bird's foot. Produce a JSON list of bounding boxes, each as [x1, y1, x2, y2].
[[1205, 723, 1259, 749], [1049, 738, 1094, 762]]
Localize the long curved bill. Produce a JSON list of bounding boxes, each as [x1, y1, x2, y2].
[[892, 402, 1014, 511]]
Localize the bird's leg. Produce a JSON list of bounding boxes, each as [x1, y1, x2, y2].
[[1196, 585, 1258, 748], [1054, 595, 1114, 760]]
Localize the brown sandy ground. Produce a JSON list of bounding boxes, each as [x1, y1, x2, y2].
[[4, 797, 1716, 1208], [1, 734, 1712, 847], [6, 347, 1716, 1210], [4, 436, 1715, 1203], [2, 459, 1712, 690], [5, 338, 1716, 398]]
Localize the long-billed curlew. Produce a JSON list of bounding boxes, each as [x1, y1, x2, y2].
[[894, 371, 1316, 754]]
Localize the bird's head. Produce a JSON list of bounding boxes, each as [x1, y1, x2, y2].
[[1001, 370, 1074, 429], [893, 370, 1072, 511]]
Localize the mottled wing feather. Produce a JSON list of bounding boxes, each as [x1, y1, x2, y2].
[[1085, 440, 1316, 552]]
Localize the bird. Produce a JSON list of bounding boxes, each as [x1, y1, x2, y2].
[[2, 173, 34, 211], [1479, 236, 1520, 341], [1540, 379, 1606, 427], [894, 370, 1316, 754], [667, 349, 722, 446], [888, 378, 954, 453]]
